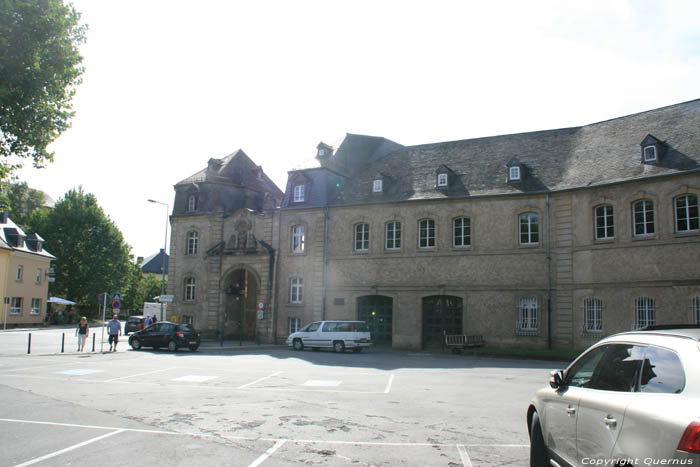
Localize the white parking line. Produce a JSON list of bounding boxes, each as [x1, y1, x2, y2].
[[104, 366, 175, 382], [247, 439, 287, 467], [457, 444, 473, 467], [238, 371, 282, 389], [384, 374, 395, 393], [12, 429, 125, 467]]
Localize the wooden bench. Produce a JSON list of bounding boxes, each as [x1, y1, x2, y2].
[[444, 334, 484, 353]]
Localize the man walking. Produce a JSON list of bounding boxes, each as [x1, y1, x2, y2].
[[107, 314, 122, 352]]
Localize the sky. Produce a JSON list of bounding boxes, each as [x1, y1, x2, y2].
[[17, 0, 700, 260]]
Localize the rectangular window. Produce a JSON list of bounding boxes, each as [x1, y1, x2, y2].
[[16, 265, 23, 281], [386, 221, 401, 250], [509, 166, 521, 181], [418, 219, 435, 248], [289, 317, 300, 334], [675, 194, 699, 232], [583, 297, 603, 332], [518, 297, 539, 331], [634, 296, 656, 329], [373, 179, 383, 192], [35, 268, 42, 285], [354, 223, 369, 251], [633, 200, 655, 236], [290, 278, 303, 304], [31, 298, 41, 315], [519, 213, 539, 245], [293, 185, 305, 202], [10, 297, 22, 315], [453, 217, 471, 247], [185, 277, 196, 301], [187, 231, 199, 255], [188, 195, 197, 212], [437, 173, 448, 187], [595, 205, 615, 240], [292, 225, 305, 253], [693, 296, 700, 325], [643, 145, 657, 162]]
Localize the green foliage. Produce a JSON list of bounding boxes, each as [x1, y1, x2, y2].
[[28, 187, 132, 311], [6, 182, 49, 229], [121, 261, 166, 312], [0, 0, 87, 178]]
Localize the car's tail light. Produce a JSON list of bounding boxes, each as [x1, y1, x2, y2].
[[176, 331, 184, 338], [678, 420, 700, 453]]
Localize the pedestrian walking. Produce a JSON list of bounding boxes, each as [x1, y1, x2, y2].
[[107, 314, 122, 352], [145, 315, 152, 327], [75, 316, 89, 351]]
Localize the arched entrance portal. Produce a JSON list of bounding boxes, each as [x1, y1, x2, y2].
[[223, 268, 259, 341], [357, 295, 393, 345], [422, 295, 463, 349]]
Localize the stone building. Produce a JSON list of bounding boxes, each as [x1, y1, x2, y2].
[[169, 99, 700, 350]]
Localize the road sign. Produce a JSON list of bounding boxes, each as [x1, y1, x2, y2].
[[113, 292, 121, 300], [112, 299, 121, 309], [48, 277, 56, 282], [159, 294, 174, 303], [257, 301, 265, 310]]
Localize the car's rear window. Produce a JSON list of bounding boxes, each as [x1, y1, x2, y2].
[[640, 346, 685, 394], [178, 324, 195, 333]]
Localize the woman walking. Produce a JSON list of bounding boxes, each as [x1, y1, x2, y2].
[[75, 316, 89, 352]]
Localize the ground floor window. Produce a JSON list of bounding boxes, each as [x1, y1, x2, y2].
[[583, 297, 603, 333], [289, 278, 303, 304], [518, 297, 539, 333], [693, 296, 700, 325], [181, 315, 193, 325], [634, 296, 656, 329], [10, 297, 22, 315], [289, 317, 300, 334], [31, 298, 41, 315]]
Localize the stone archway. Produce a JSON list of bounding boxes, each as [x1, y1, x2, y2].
[[222, 267, 259, 341]]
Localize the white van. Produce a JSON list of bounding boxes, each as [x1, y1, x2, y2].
[[286, 320, 372, 353]]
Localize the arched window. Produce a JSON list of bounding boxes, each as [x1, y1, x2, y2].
[[187, 231, 198, 256], [184, 277, 196, 301], [674, 194, 699, 233]]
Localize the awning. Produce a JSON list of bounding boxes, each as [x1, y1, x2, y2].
[[47, 297, 76, 305]]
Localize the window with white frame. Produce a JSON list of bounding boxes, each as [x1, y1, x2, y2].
[[289, 278, 303, 304], [31, 298, 41, 315], [10, 297, 22, 315], [633, 199, 655, 236], [583, 296, 603, 332], [293, 185, 305, 202], [519, 213, 539, 245], [16, 265, 23, 281], [643, 145, 657, 162], [453, 217, 471, 247], [187, 195, 197, 212], [181, 315, 194, 325], [594, 205, 615, 240], [354, 223, 369, 251], [184, 277, 196, 301], [385, 221, 401, 250], [693, 296, 700, 325], [289, 317, 301, 334], [634, 296, 656, 329], [187, 231, 199, 255], [675, 194, 699, 233], [292, 225, 305, 253], [418, 219, 435, 248], [437, 173, 448, 187], [35, 268, 41, 284], [509, 166, 521, 181], [518, 297, 539, 331], [373, 179, 383, 193]]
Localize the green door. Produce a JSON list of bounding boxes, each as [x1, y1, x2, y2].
[[357, 296, 393, 345], [422, 295, 463, 349]]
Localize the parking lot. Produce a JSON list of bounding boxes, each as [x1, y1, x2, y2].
[[0, 327, 562, 466]]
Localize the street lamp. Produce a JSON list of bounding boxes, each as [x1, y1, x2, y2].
[[148, 199, 169, 320]]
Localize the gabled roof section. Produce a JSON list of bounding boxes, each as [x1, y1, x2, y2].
[[141, 249, 169, 275], [0, 215, 54, 258]]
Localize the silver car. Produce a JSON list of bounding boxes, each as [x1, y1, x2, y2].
[[527, 326, 700, 466]]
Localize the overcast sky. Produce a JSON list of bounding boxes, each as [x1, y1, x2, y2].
[[18, 0, 700, 259]]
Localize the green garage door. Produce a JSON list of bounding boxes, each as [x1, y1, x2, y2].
[[422, 295, 463, 349], [357, 295, 393, 345]]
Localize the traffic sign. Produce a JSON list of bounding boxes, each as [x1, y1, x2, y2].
[[113, 292, 121, 300], [159, 294, 174, 303], [257, 301, 265, 310], [112, 299, 121, 309]]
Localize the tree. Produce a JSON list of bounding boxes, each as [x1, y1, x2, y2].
[[6, 182, 49, 229], [28, 187, 132, 312], [0, 0, 87, 179], [121, 260, 165, 312]]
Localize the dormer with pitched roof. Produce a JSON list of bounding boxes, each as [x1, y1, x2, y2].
[[640, 134, 665, 164], [507, 157, 524, 184], [435, 165, 456, 190], [316, 142, 334, 167]]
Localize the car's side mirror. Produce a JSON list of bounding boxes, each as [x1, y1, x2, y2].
[[549, 370, 565, 389]]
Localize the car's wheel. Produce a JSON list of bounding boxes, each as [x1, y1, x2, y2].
[[130, 338, 141, 350], [167, 340, 177, 352], [333, 341, 345, 353], [352, 348, 362, 353], [293, 338, 304, 351], [529, 411, 549, 467], [189, 345, 199, 352]]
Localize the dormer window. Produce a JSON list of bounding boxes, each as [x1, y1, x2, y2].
[[318, 149, 326, 157], [373, 179, 383, 193], [643, 145, 657, 162], [187, 195, 197, 212], [509, 166, 521, 181], [293, 184, 305, 202], [437, 173, 448, 187]]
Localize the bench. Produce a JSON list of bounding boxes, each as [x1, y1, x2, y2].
[[444, 334, 484, 353]]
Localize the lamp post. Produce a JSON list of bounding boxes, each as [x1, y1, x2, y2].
[[148, 199, 168, 321]]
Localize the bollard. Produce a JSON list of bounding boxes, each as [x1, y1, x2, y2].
[[92, 333, 95, 352], [27, 333, 31, 354], [61, 333, 65, 353]]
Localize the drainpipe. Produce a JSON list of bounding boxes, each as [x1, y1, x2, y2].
[[546, 192, 552, 350], [218, 213, 225, 346], [322, 206, 329, 321]]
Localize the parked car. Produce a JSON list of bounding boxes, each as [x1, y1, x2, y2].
[[124, 315, 145, 335], [128, 321, 200, 352], [527, 326, 700, 466], [286, 320, 372, 353]]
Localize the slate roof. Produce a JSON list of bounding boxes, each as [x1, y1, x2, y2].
[[141, 249, 168, 275], [335, 99, 700, 204], [0, 215, 55, 259]]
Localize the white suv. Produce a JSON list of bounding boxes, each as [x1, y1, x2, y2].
[[528, 326, 700, 466], [286, 320, 372, 353]]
